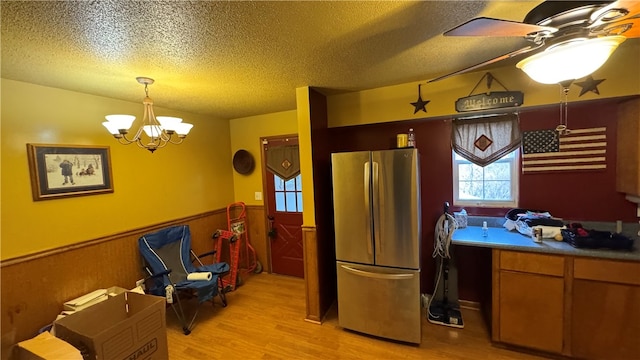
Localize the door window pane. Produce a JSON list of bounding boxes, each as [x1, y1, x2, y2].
[[273, 173, 303, 213], [286, 192, 297, 212], [285, 178, 296, 191], [274, 175, 284, 191], [297, 192, 303, 211], [275, 192, 285, 211]]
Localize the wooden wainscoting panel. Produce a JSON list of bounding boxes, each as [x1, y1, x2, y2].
[[246, 205, 268, 273], [302, 225, 321, 323], [0, 209, 226, 352], [186, 212, 229, 263]]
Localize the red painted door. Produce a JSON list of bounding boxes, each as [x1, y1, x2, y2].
[[263, 136, 304, 278]]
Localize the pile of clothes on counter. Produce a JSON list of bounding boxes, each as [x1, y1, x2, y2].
[[503, 208, 565, 240], [503, 208, 634, 250]]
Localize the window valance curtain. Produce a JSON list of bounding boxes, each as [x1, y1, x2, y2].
[[266, 145, 300, 181], [451, 113, 521, 167]]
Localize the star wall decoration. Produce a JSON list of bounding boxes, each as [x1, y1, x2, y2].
[[410, 84, 430, 114], [574, 76, 605, 97]]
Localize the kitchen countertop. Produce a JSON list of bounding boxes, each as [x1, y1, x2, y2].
[[452, 226, 640, 262]]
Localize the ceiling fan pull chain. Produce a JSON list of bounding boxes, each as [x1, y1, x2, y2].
[[556, 84, 571, 135], [563, 85, 570, 131]]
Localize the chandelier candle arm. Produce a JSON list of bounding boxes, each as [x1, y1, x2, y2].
[[102, 77, 194, 153]]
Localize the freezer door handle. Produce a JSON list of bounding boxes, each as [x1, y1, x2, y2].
[[371, 161, 381, 257], [340, 265, 415, 280], [363, 162, 372, 255]]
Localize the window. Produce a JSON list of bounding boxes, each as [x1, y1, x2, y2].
[[274, 174, 303, 212], [452, 149, 519, 208]]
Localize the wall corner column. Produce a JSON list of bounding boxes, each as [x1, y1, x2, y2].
[[296, 86, 321, 322]]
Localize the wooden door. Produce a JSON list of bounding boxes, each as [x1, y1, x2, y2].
[[262, 136, 304, 278]]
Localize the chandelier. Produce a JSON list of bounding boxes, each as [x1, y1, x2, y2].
[[516, 36, 625, 84], [102, 77, 193, 153]]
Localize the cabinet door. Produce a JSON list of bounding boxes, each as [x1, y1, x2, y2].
[[572, 279, 640, 360], [616, 98, 640, 196], [499, 271, 564, 354]]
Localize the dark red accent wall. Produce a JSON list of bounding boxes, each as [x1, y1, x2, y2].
[[518, 100, 636, 222], [325, 97, 635, 302]]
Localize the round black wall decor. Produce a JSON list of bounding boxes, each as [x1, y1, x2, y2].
[[233, 149, 255, 175]]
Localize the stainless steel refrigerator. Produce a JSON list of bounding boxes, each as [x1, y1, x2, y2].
[[332, 148, 422, 344]]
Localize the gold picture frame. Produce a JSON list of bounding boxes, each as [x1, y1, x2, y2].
[[27, 144, 114, 201]]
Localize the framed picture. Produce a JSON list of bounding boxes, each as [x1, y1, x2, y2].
[[27, 144, 114, 201]]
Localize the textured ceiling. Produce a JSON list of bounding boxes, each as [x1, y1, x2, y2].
[[1, 1, 569, 119]]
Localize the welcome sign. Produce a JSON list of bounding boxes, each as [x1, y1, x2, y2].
[[455, 91, 524, 112]]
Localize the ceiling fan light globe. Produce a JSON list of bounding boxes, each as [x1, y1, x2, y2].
[[516, 36, 626, 84]]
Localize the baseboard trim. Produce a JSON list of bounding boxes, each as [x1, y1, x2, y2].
[[459, 299, 481, 311]]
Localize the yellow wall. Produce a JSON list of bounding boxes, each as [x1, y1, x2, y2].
[[229, 110, 298, 206], [296, 87, 316, 227], [1, 79, 235, 260], [327, 40, 640, 127]]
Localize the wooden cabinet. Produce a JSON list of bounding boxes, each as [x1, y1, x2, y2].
[[498, 271, 564, 353], [492, 250, 640, 359], [616, 97, 640, 196], [492, 250, 565, 354], [571, 258, 640, 360]]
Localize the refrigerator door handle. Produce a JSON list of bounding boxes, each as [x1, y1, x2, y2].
[[372, 161, 380, 257], [364, 162, 372, 256], [340, 264, 415, 280]]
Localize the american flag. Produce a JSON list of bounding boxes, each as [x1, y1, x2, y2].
[[522, 127, 607, 173]]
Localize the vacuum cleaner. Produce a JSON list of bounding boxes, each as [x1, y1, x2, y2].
[[427, 202, 464, 328]]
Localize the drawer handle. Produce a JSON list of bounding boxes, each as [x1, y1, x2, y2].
[[341, 265, 414, 280]]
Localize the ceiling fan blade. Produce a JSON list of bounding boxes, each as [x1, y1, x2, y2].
[[589, 0, 640, 27], [444, 17, 558, 37], [589, 0, 640, 38], [599, 15, 640, 37], [427, 45, 542, 83]]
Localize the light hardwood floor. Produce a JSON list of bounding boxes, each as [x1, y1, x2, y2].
[[167, 273, 552, 360]]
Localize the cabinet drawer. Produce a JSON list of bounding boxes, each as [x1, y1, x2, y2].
[[500, 251, 564, 276], [574, 258, 640, 285]]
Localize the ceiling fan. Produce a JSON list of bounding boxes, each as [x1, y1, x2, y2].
[[428, 1, 640, 84]]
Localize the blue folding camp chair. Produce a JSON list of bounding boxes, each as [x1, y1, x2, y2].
[[138, 225, 230, 335]]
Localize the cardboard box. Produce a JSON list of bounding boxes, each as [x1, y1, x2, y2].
[[54, 292, 167, 360], [14, 331, 82, 360], [60, 287, 133, 319], [105, 286, 128, 297], [63, 289, 108, 311]]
